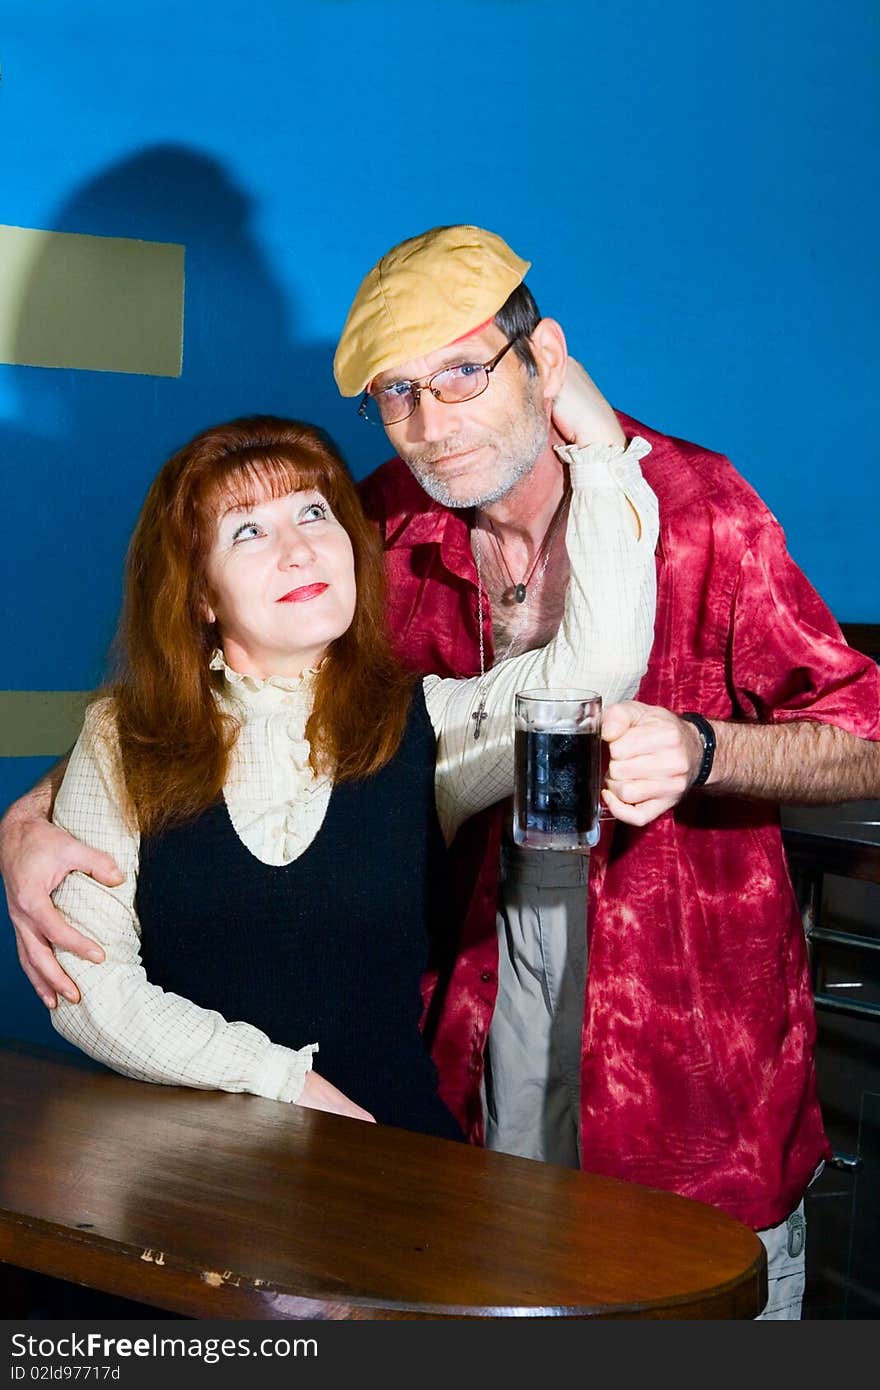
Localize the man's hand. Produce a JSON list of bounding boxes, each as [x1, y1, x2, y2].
[[0, 812, 121, 1009], [550, 357, 627, 450], [601, 701, 706, 826], [298, 1070, 376, 1122]]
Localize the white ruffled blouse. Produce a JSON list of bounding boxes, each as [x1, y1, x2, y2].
[[208, 652, 333, 867]]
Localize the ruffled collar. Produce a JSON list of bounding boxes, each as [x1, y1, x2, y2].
[[209, 648, 321, 696]]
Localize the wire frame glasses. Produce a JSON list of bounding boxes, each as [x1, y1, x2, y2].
[[358, 333, 525, 426]]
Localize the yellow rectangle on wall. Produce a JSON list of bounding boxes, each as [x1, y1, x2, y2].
[[0, 692, 92, 758], [0, 224, 184, 376]]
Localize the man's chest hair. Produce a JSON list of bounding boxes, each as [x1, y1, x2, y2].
[[489, 549, 570, 660]]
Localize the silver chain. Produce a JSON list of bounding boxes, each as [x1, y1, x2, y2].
[[470, 529, 492, 740]]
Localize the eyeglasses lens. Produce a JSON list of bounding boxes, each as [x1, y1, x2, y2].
[[361, 394, 397, 425], [434, 364, 489, 404]]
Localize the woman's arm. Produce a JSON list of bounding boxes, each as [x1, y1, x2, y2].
[[50, 703, 321, 1105], [425, 439, 658, 842]]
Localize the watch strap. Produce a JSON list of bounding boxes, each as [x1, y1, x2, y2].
[[680, 712, 716, 788]]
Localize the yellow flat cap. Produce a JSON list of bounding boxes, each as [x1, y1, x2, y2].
[[333, 224, 530, 397]]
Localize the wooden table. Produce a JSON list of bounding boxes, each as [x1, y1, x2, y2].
[[0, 1042, 766, 1319]]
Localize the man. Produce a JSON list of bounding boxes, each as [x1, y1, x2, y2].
[[3, 224, 879, 1320]]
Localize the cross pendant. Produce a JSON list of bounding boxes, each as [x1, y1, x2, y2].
[[472, 702, 488, 740]]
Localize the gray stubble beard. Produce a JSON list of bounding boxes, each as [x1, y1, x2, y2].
[[398, 387, 549, 510]]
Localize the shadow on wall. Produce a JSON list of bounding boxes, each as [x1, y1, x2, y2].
[[0, 142, 377, 1049], [1, 141, 369, 690]]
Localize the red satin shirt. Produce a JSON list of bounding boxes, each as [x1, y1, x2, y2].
[[358, 412, 880, 1229]]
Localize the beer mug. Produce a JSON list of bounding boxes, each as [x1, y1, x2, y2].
[[513, 688, 602, 852]]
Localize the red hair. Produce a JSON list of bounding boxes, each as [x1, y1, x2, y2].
[[106, 416, 414, 835]]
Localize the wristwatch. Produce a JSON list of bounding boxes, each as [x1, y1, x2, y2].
[[680, 712, 716, 788]]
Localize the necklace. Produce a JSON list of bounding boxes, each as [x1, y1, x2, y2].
[[484, 484, 571, 605], [469, 484, 571, 740]]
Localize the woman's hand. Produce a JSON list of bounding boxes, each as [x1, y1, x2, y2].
[[297, 1070, 376, 1122], [551, 357, 626, 449]]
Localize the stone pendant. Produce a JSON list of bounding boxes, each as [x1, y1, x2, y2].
[[514, 583, 527, 603]]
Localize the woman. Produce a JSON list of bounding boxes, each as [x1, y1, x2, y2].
[[50, 414, 658, 1141]]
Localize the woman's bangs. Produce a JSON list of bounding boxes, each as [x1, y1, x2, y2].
[[199, 452, 334, 525]]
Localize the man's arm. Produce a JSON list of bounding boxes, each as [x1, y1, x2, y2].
[[0, 757, 120, 1008], [602, 703, 880, 826]]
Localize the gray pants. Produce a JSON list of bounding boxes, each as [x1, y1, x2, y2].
[[756, 1195, 813, 1319], [484, 843, 588, 1167]]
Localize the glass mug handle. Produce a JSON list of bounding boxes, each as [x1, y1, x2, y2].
[[597, 734, 613, 818]]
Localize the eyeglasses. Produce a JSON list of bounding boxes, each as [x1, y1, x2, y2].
[[358, 333, 525, 427]]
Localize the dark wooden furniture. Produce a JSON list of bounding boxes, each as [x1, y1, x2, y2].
[[0, 1042, 767, 1320], [784, 817, 880, 1020]]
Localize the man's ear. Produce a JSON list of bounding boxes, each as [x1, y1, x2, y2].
[[528, 318, 568, 400]]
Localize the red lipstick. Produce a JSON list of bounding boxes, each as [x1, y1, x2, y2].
[[277, 583, 328, 603]]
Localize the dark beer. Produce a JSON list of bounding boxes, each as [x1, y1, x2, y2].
[[513, 727, 601, 850]]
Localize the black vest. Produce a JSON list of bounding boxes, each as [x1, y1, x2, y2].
[[135, 684, 462, 1141]]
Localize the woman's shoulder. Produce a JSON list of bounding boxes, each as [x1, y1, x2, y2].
[[74, 695, 123, 770], [81, 694, 119, 738], [54, 695, 130, 826]]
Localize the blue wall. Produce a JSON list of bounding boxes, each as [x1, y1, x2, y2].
[[2, 0, 878, 1047]]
